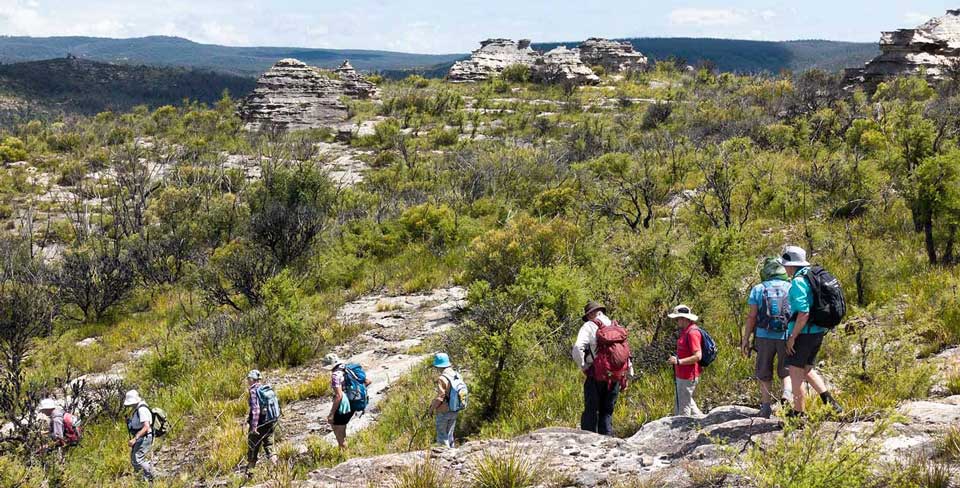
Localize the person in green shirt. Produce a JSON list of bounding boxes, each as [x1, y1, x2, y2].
[[781, 246, 842, 417]]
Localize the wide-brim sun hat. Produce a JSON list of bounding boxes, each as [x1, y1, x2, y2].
[[582, 301, 607, 321], [123, 389, 142, 406], [322, 353, 344, 370], [667, 304, 699, 322], [780, 245, 810, 267], [38, 398, 59, 411], [433, 353, 452, 368]]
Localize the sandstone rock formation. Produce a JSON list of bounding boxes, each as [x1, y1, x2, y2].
[[447, 39, 540, 82], [258, 395, 960, 488], [845, 10, 960, 89], [532, 46, 600, 85], [578, 37, 649, 72], [239, 58, 379, 131], [335, 60, 380, 99]]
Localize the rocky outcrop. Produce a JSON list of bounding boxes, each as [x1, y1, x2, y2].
[[532, 47, 600, 85], [578, 38, 649, 72], [845, 10, 960, 89], [447, 39, 540, 82], [265, 396, 960, 488], [239, 58, 379, 131], [335, 60, 380, 99]]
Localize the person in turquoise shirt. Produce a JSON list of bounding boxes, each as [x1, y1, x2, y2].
[[781, 245, 842, 417]]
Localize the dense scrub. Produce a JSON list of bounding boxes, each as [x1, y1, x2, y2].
[[0, 64, 959, 486]]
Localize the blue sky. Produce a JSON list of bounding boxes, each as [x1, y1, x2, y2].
[[0, 1, 955, 53]]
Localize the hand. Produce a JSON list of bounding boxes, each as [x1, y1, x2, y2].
[[786, 336, 796, 356], [326, 414, 334, 424], [740, 340, 751, 358], [128, 438, 137, 447], [668, 355, 679, 365]]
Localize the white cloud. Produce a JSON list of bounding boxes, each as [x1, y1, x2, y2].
[[668, 8, 747, 27]]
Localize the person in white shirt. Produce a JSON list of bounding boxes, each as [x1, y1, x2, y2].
[[571, 301, 620, 435], [124, 390, 155, 482]]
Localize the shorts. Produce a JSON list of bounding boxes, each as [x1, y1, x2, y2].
[[332, 410, 355, 426], [755, 337, 789, 381], [786, 333, 825, 368]]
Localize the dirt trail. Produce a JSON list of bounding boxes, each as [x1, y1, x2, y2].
[[272, 287, 467, 452]]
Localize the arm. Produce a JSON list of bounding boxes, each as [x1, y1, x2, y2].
[[129, 419, 151, 446], [742, 305, 758, 356], [51, 416, 65, 446], [327, 386, 343, 422], [248, 388, 260, 432], [430, 376, 448, 412], [786, 312, 810, 355], [571, 324, 592, 370], [676, 349, 703, 365]]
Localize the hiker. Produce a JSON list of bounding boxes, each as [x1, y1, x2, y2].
[[324, 353, 371, 449], [668, 304, 704, 416], [741, 257, 795, 418], [781, 246, 843, 416], [37, 398, 80, 460], [124, 389, 155, 482], [572, 301, 630, 436], [429, 353, 468, 448], [245, 370, 279, 477]]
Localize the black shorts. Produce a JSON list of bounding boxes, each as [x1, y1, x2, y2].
[[786, 333, 825, 368], [332, 410, 355, 426]]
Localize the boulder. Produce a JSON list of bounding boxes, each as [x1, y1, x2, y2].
[[845, 10, 960, 89], [239, 58, 380, 132], [447, 39, 541, 82], [578, 38, 649, 72], [532, 47, 600, 85]]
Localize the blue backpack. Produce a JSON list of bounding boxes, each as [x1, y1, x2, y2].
[[343, 363, 369, 412], [443, 370, 469, 412], [757, 281, 792, 332], [697, 326, 718, 367], [256, 384, 281, 423]]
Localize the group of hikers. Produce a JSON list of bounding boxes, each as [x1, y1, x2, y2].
[[33, 243, 844, 480], [574, 244, 847, 436]]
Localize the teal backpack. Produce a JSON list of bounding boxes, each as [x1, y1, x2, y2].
[[256, 385, 281, 423], [343, 363, 369, 412], [444, 370, 469, 412]]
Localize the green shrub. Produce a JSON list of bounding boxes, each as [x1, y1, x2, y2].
[[470, 451, 540, 488], [0, 136, 27, 162], [400, 203, 458, 252], [938, 426, 960, 461], [464, 215, 578, 288], [501, 64, 531, 84], [394, 461, 450, 488]]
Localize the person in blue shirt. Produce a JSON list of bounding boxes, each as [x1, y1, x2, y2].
[[781, 246, 842, 417]]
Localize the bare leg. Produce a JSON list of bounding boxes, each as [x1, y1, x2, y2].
[[332, 425, 348, 449], [789, 366, 810, 412], [759, 380, 773, 404], [804, 369, 828, 395]]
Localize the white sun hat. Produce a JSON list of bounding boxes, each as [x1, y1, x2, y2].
[[38, 398, 59, 411], [667, 304, 699, 322], [123, 389, 143, 406], [780, 245, 811, 267]]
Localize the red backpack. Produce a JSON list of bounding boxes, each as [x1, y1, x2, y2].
[[63, 412, 82, 445], [591, 320, 631, 388]]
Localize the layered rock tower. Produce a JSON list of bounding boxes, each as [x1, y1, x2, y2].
[[447, 39, 541, 82], [578, 37, 649, 72], [845, 10, 960, 89]]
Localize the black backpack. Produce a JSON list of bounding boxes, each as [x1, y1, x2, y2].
[[804, 266, 846, 329]]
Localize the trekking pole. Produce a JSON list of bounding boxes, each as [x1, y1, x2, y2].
[[407, 411, 431, 451]]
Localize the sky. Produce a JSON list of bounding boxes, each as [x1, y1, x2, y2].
[[0, 0, 956, 53]]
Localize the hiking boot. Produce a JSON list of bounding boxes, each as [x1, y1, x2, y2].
[[758, 403, 773, 419], [785, 409, 806, 420], [820, 392, 843, 414]]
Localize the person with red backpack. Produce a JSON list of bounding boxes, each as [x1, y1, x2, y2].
[[571, 301, 630, 436], [668, 304, 704, 416], [38, 398, 81, 461]]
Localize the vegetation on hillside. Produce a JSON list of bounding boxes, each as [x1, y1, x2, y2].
[[0, 60, 958, 487]]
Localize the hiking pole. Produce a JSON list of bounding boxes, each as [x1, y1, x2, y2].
[[407, 411, 431, 451]]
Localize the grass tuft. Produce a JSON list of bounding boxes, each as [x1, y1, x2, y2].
[[469, 450, 540, 488]]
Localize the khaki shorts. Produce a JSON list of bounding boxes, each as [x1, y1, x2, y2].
[[755, 337, 788, 381]]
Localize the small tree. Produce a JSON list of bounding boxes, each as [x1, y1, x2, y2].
[[57, 238, 135, 323]]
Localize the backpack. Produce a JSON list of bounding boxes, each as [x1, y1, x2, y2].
[[63, 412, 82, 445], [757, 281, 792, 332], [803, 266, 846, 329], [591, 320, 631, 388], [256, 384, 282, 423], [443, 370, 469, 412], [342, 363, 369, 412], [148, 404, 169, 438], [697, 326, 719, 367]]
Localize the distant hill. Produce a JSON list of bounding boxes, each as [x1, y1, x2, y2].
[[0, 36, 466, 77], [0, 57, 256, 117], [0, 35, 878, 80], [535, 38, 879, 74]]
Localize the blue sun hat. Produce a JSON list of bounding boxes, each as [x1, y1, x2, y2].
[[433, 353, 452, 368]]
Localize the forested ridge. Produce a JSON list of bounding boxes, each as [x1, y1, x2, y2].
[[0, 62, 959, 487]]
